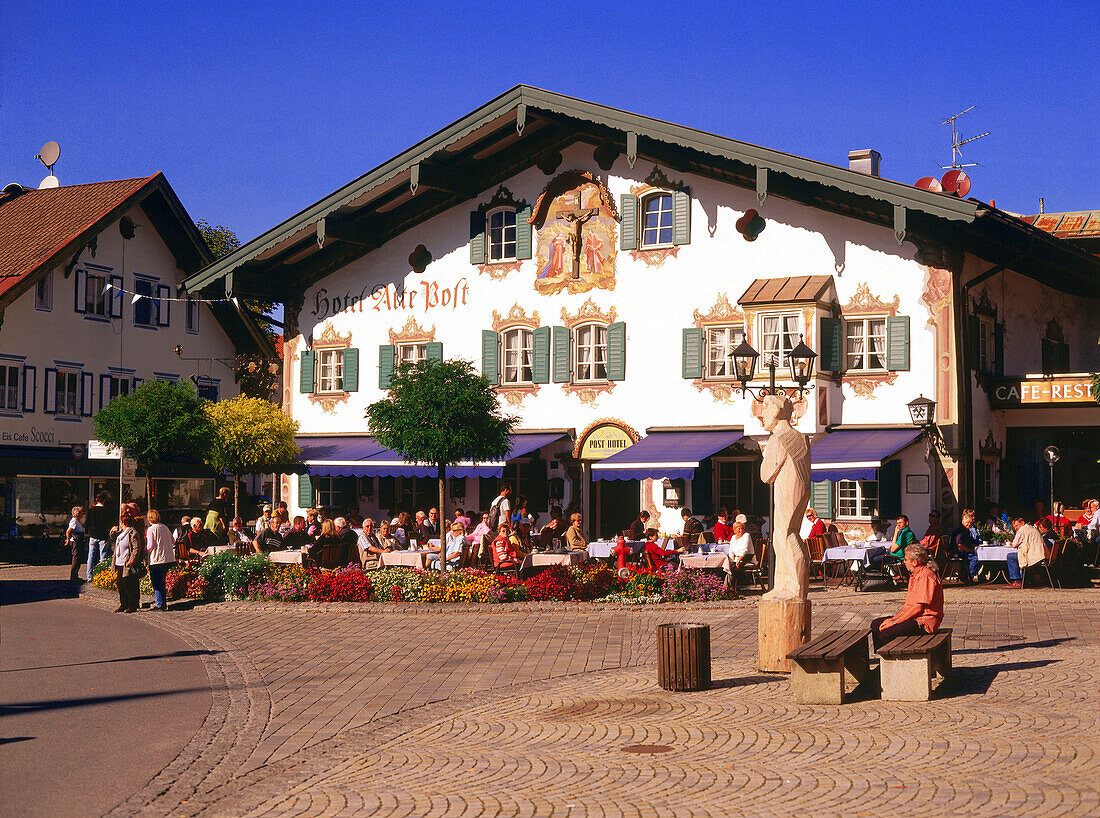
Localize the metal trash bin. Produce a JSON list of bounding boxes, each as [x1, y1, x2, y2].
[[657, 623, 711, 691]]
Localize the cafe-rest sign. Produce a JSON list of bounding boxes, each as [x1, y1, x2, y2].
[[574, 419, 639, 461], [991, 376, 1096, 408]]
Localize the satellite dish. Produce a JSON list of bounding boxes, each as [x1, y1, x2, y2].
[[1043, 446, 1060, 465], [37, 141, 61, 168], [915, 176, 943, 192], [38, 175, 60, 189], [119, 216, 136, 240], [941, 169, 972, 197]]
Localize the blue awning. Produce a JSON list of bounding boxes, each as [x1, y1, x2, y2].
[[591, 429, 744, 481], [810, 429, 921, 481], [296, 432, 568, 479]]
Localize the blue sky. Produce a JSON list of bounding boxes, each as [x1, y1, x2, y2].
[[3, 1, 1097, 244]]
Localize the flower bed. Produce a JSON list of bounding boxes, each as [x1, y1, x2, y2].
[[91, 554, 737, 605]]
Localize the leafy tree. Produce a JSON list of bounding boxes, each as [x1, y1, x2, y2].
[[204, 396, 301, 519], [367, 359, 517, 570], [92, 380, 214, 510], [196, 219, 241, 260]]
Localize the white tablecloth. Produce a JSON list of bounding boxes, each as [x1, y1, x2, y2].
[[521, 552, 586, 572], [680, 553, 728, 570], [976, 545, 1014, 562], [587, 540, 644, 559], [206, 544, 235, 554], [268, 549, 305, 565], [823, 544, 887, 565], [380, 550, 433, 569]]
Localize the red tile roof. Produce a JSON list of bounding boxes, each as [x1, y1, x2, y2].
[[0, 175, 156, 298], [1017, 211, 1100, 240]]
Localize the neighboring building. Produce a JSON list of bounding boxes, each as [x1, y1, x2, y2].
[[184, 87, 1099, 538], [0, 174, 272, 530]]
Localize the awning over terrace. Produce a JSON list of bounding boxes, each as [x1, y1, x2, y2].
[[591, 429, 744, 481], [810, 429, 922, 482]]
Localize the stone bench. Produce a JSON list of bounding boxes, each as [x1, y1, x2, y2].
[[877, 629, 952, 701], [786, 629, 871, 704]]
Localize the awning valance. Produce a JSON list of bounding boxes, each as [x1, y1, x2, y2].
[[591, 429, 743, 481], [810, 429, 921, 482], [296, 432, 568, 479]]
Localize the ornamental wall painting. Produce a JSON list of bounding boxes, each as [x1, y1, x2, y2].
[[531, 170, 619, 296]]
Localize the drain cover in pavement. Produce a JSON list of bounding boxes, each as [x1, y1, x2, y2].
[[622, 744, 674, 754]]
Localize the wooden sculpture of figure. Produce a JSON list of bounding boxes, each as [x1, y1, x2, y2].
[[760, 394, 811, 601]]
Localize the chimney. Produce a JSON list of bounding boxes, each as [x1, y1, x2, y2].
[[848, 149, 881, 177]]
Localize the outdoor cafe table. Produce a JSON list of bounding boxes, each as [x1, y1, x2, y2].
[[520, 551, 586, 577], [977, 544, 1014, 582], [268, 549, 306, 565], [207, 544, 235, 555], [821, 542, 887, 588], [380, 549, 434, 569], [587, 540, 644, 559], [680, 552, 728, 570]]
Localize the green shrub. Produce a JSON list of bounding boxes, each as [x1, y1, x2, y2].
[[222, 553, 271, 599]]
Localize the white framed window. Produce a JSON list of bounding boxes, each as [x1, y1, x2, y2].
[[35, 271, 53, 311], [0, 364, 20, 412], [487, 209, 517, 262], [397, 343, 427, 366], [836, 479, 878, 519], [317, 349, 345, 393], [109, 375, 130, 403], [759, 313, 802, 368], [977, 316, 994, 374], [85, 272, 109, 318], [501, 328, 533, 385], [56, 370, 80, 417], [845, 317, 887, 372], [714, 458, 755, 513], [980, 459, 998, 503], [574, 323, 608, 382], [313, 476, 346, 510], [706, 325, 745, 378], [185, 298, 199, 334], [641, 192, 674, 248]]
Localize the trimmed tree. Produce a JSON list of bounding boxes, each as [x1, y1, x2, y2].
[[92, 379, 214, 510], [204, 396, 301, 519], [367, 359, 517, 570]]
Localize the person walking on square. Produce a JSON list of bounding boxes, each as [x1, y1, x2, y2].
[[144, 509, 176, 611], [65, 506, 86, 582], [85, 492, 113, 581]]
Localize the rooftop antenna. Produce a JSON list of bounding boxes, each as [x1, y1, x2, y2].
[[35, 141, 61, 189], [939, 106, 989, 170]]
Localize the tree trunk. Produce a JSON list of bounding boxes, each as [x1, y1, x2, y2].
[[145, 464, 152, 513], [234, 473, 241, 521], [438, 462, 446, 573]]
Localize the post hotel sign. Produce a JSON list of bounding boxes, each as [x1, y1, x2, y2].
[[574, 419, 639, 461], [991, 376, 1096, 408]]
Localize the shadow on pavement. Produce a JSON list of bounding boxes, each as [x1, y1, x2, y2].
[[0, 578, 83, 606], [0, 736, 35, 745], [936, 658, 1061, 698], [711, 675, 777, 689], [954, 637, 1075, 655], [1, 686, 218, 715], [1, 648, 222, 673]]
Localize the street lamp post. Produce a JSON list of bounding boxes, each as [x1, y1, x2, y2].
[[906, 395, 949, 457]]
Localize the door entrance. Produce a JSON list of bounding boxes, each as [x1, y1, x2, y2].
[[595, 479, 639, 540]]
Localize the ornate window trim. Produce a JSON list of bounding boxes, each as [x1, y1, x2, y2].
[[492, 304, 542, 404], [308, 323, 353, 413], [388, 316, 436, 346], [841, 282, 900, 317], [628, 167, 685, 266], [561, 298, 616, 330], [558, 299, 618, 404], [492, 304, 541, 332], [689, 293, 747, 401]]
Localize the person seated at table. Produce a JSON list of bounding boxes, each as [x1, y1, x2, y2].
[[374, 519, 397, 551], [335, 516, 359, 562], [510, 518, 533, 558], [416, 507, 441, 545], [306, 519, 343, 565], [628, 510, 650, 541], [254, 517, 285, 553], [173, 515, 192, 541], [727, 520, 755, 571], [870, 543, 944, 650], [227, 517, 252, 548], [711, 508, 734, 543], [281, 516, 310, 550], [1005, 516, 1047, 588], [1045, 502, 1073, 537], [1035, 517, 1057, 549], [356, 518, 387, 569], [866, 518, 889, 543], [680, 507, 704, 547], [951, 509, 980, 584], [869, 515, 915, 575], [801, 508, 825, 541], [564, 513, 588, 552], [538, 507, 566, 548], [1076, 499, 1100, 544], [644, 528, 682, 571], [427, 521, 465, 571], [491, 522, 521, 571], [180, 517, 211, 559], [305, 509, 321, 538], [822, 516, 840, 535], [919, 509, 942, 549], [392, 511, 412, 549], [985, 504, 1009, 534]]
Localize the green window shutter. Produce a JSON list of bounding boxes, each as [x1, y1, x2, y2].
[[298, 474, 313, 509], [552, 326, 571, 383], [531, 326, 550, 383], [993, 322, 1004, 376], [342, 347, 359, 391], [606, 322, 626, 381], [682, 328, 704, 379], [819, 318, 843, 373], [482, 330, 500, 384], [885, 315, 910, 371], [378, 345, 395, 389], [620, 194, 638, 250], [810, 480, 834, 517], [469, 211, 486, 264], [672, 187, 691, 246], [426, 342, 443, 362], [515, 206, 532, 260], [879, 460, 902, 519], [299, 350, 315, 393]]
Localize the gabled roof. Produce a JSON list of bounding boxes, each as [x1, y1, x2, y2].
[[1018, 211, 1100, 239], [182, 85, 1100, 299]]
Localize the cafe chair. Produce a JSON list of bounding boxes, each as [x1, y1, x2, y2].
[[1022, 539, 1062, 589]]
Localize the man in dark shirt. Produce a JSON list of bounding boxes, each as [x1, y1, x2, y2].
[[281, 516, 311, 550], [335, 516, 359, 564], [681, 507, 704, 547], [951, 508, 980, 584], [628, 510, 650, 541], [84, 492, 114, 581], [416, 507, 441, 545]]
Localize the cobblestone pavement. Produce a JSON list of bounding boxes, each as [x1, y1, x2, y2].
[[7, 564, 1100, 816]]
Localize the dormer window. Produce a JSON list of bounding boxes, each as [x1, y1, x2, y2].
[[487, 209, 517, 262]]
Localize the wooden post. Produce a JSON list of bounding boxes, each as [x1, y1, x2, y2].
[[758, 598, 811, 673]]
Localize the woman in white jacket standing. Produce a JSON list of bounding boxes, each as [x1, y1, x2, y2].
[[145, 509, 176, 611]]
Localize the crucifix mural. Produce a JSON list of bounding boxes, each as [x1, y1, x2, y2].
[[559, 199, 599, 279]]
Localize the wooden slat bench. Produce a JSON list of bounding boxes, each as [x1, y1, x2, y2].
[[877, 629, 952, 701], [786, 629, 871, 704]]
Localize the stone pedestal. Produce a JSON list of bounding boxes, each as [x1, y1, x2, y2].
[[758, 598, 811, 673]]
